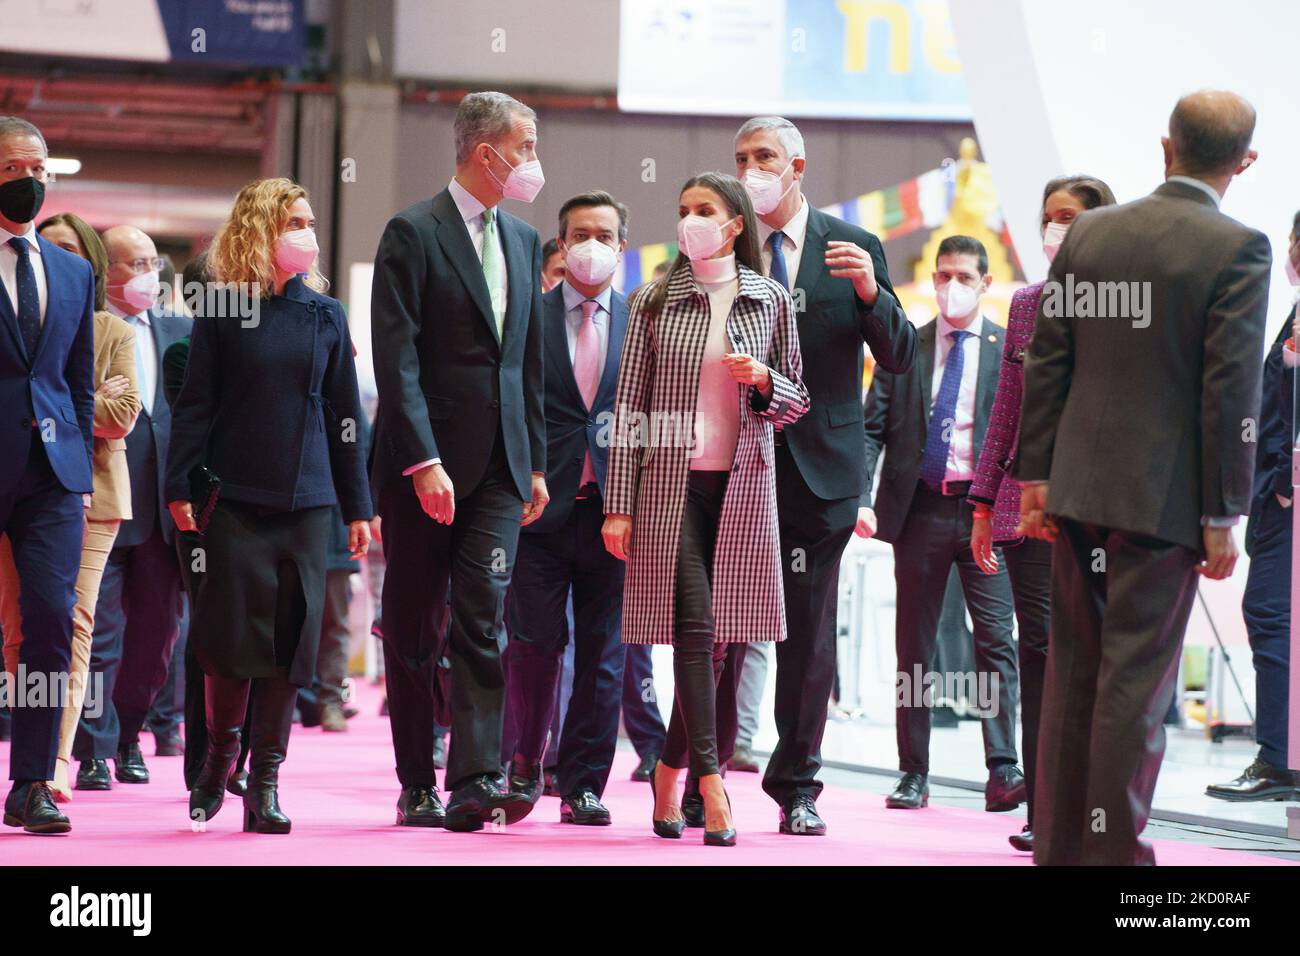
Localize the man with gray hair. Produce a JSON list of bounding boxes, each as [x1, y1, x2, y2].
[[0, 115, 96, 833], [730, 115, 917, 836], [370, 90, 549, 832], [1019, 90, 1270, 865]]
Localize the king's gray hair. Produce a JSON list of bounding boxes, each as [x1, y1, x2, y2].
[[454, 92, 536, 165], [0, 116, 47, 154], [734, 116, 805, 160]]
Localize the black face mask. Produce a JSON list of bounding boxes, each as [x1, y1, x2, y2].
[[0, 176, 45, 224]]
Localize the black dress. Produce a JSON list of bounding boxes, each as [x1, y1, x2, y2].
[[166, 277, 373, 687]]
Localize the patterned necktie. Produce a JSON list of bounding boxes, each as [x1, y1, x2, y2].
[[767, 230, 789, 291], [8, 237, 41, 359], [919, 329, 971, 490], [574, 299, 601, 486], [573, 299, 600, 409], [480, 207, 506, 338]]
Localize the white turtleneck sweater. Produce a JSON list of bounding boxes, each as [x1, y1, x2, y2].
[[689, 254, 741, 471]]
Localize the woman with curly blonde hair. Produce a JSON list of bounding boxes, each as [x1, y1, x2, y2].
[[165, 178, 373, 833]]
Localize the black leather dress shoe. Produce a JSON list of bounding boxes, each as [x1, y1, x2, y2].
[[886, 772, 929, 809], [1206, 758, 1300, 802], [507, 756, 544, 804], [114, 743, 150, 784], [4, 782, 71, 834], [561, 788, 612, 825], [76, 759, 112, 791], [985, 764, 1026, 811], [154, 731, 184, 757], [779, 793, 827, 835], [396, 785, 447, 827], [1008, 825, 1033, 852], [631, 751, 658, 782], [682, 779, 705, 828], [445, 775, 534, 832]]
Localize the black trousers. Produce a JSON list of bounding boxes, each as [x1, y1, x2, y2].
[[506, 495, 626, 798], [1002, 536, 1052, 827], [74, 525, 183, 760], [762, 445, 857, 804], [1242, 494, 1292, 768], [661, 471, 730, 778], [891, 485, 1019, 775], [1033, 519, 1198, 866], [378, 434, 522, 792]]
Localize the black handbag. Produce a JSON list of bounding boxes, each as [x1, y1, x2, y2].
[[188, 464, 221, 534]]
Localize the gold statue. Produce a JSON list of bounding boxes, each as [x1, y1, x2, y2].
[[914, 137, 1014, 284]]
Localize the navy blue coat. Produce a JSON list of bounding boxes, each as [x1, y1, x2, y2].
[[165, 276, 373, 523], [1252, 307, 1297, 509], [0, 234, 95, 494], [526, 284, 627, 535], [116, 307, 192, 547]]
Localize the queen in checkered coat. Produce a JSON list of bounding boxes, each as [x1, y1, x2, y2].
[[601, 173, 808, 844]]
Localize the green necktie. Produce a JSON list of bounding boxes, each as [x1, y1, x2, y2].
[[481, 207, 506, 338]]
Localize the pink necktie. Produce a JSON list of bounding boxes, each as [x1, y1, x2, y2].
[[574, 299, 601, 488], [574, 299, 600, 409]]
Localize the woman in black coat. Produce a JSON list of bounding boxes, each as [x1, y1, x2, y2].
[[166, 178, 373, 833]]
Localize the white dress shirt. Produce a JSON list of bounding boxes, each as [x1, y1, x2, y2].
[[931, 313, 981, 482], [110, 301, 158, 414], [757, 196, 810, 287], [404, 179, 511, 476], [0, 224, 48, 328], [1167, 175, 1222, 208]]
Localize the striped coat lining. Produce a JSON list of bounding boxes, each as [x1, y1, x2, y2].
[[604, 262, 810, 645]]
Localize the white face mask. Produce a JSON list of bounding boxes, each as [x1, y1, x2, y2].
[[118, 271, 160, 312], [274, 228, 319, 275], [743, 160, 796, 215], [677, 214, 734, 261], [487, 145, 545, 203], [1286, 256, 1300, 287], [937, 278, 980, 320], [1042, 222, 1070, 263], [564, 238, 619, 286]]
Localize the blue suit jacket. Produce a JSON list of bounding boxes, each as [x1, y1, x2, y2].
[[525, 284, 627, 535], [0, 234, 94, 495], [116, 307, 192, 547]]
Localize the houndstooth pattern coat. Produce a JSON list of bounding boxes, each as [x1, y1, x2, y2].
[[604, 262, 810, 645]]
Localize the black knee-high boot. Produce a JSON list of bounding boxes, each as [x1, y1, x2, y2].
[[189, 675, 251, 823], [243, 670, 298, 834]]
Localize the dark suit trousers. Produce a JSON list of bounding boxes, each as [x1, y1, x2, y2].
[[1033, 519, 1198, 866], [378, 435, 523, 792], [1002, 537, 1052, 827], [762, 444, 857, 804], [74, 525, 183, 760], [891, 485, 1019, 775], [622, 643, 666, 756], [506, 495, 626, 797], [1242, 495, 1292, 768], [1, 433, 82, 782]]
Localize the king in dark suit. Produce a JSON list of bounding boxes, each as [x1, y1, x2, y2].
[[503, 191, 631, 826], [1019, 91, 1272, 865], [734, 117, 917, 835], [861, 235, 1023, 814], [0, 117, 95, 833], [370, 91, 549, 832]]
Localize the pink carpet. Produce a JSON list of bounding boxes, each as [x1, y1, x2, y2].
[[2, 684, 1292, 866]]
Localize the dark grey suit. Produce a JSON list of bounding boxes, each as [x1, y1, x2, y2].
[[1019, 179, 1271, 865], [862, 316, 1019, 774]]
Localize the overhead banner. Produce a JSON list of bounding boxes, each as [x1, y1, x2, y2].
[[0, 0, 304, 67], [618, 0, 970, 120]]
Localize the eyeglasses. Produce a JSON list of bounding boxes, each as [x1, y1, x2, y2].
[[110, 257, 167, 274]]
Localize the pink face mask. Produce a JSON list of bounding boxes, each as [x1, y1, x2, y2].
[[274, 228, 318, 274], [677, 214, 735, 261]]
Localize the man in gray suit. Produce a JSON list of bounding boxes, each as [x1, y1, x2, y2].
[[1018, 90, 1271, 865]]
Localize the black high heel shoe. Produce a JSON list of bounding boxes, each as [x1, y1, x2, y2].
[[651, 760, 685, 839], [241, 671, 297, 835], [703, 790, 736, 847], [188, 676, 250, 825], [243, 788, 291, 834]]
